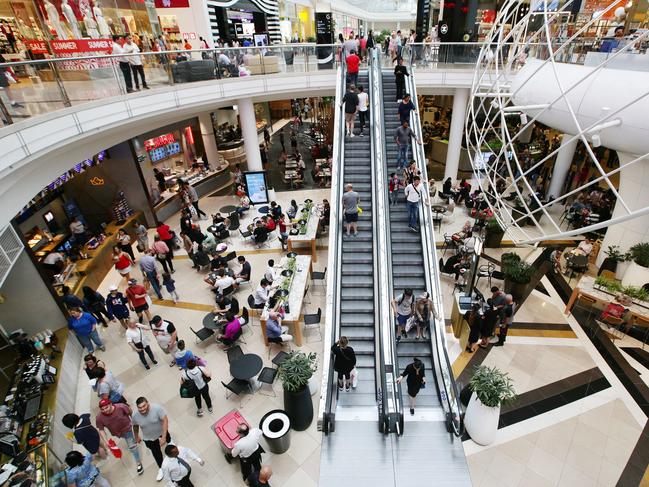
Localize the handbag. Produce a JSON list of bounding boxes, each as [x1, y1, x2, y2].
[[357, 206, 363, 215], [405, 315, 417, 332], [350, 367, 358, 388], [180, 379, 199, 398], [199, 366, 211, 383]]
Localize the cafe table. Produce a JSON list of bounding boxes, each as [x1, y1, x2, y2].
[[287, 205, 320, 262], [260, 255, 313, 347], [230, 354, 263, 392]]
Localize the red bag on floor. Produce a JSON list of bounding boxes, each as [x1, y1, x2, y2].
[[107, 438, 122, 459]]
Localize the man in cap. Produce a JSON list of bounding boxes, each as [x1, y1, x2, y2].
[[95, 399, 143, 475]]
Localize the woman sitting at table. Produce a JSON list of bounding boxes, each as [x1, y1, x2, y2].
[[216, 312, 243, 346], [318, 200, 331, 234], [442, 177, 453, 199], [287, 200, 298, 220], [253, 220, 269, 246], [270, 201, 282, 221]]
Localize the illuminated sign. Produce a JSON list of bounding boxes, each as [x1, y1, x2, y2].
[[144, 133, 176, 151]]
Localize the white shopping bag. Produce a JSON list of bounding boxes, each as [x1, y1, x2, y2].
[[351, 367, 358, 388]]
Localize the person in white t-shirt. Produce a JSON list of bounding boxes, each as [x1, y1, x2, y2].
[[124, 34, 148, 90], [357, 85, 369, 136], [125, 319, 157, 370]]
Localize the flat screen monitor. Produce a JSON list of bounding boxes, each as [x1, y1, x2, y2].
[[244, 171, 269, 205], [43, 211, 54, 223]]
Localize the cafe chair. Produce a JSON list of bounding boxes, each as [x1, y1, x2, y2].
[[221, 379, 252, 407], [239, 228, 253, 243], [601, 315, 626, 340], [247, 295, 263, 325], [225, 251, 237, 263], [271, 350, 290, 368], [267, 337, 291, 359], [226, 345, 244, 364], [475, 263, 496, 289], [228, 213, 240, 230], [574, 295, 599, 323], [257, 367, 278, 397], [442, 233, 455, 256], [194, 252, 211, 272], [303, 308, 322, 343], [303, 283, 311, 305], [240, 308, 252, 337], [190, 326, 214, 344], [221, 285, 235, 298], [312, 267, 327, 294]]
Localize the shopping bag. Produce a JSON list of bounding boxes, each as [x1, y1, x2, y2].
[[107, 438, 122, 459], [405, 316, 417, 333], [351, 367, 358, 388], [180, 380, 199, 398], [357, 206, 363, 215]]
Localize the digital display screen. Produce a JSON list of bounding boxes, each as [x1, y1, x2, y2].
[[244, 171, 269, 204], [149, 142, 181, 162], [43, 211, 54, 222]]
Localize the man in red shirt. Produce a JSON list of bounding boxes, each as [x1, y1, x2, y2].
[[346, 49, 360, 88], [96, 399, 144, 475], [125, 278, 152, 323]]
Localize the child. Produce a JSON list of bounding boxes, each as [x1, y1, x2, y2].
[[174, 340, 195, 370], [162, 272, 179, 303], [389, 173, 401, 205]]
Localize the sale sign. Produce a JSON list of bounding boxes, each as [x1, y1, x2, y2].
[[25, 40, 49, 54], [154, 0, 190, 7], [50, 38, 112, 54]]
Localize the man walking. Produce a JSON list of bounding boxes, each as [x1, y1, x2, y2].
[[341, 85, 359, 138], [495, 294, 515, 347], [341, 183, 360, 237], [395, 120, 422, 170], [394, 57, 410, 101], [132, 396, 170, 482], [404, 176, 423, 232], [139, 250, 163, 300], [398, 94, 416, 124], [112, 35, 134, 93], [345, 49, 360, 87], [95, 399, 144, 475], [124, 34, 148, 90], [231, 424, 264, 480], [181, 181, 207, 220], [161, 443, 204, 487]]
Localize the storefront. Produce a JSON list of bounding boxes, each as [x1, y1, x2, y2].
[[153, 0, 211, 49], [278, 0, 314, 42], [211, 104, 269, 165]]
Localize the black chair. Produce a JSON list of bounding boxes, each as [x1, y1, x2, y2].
[[240, 307, 252, 337], [312, 267, 327, 293], [239, 228, 253, 241], [475, 263, 495, 289], [271, 350, 289, 368], [247, 295, 263, 325], [228, 212, 240, 229], [303, 308, 322, 342], [226, 345, 244, 363], [222, 379, 251, 405], [257, 367, 278, 397], [225, 251, 237, 263], [190, 326, 214, 344], [194, 251, 211, 272], [221, 285, 235, 298], [442, 233, 455, 256], [267, 336, 290, 359]]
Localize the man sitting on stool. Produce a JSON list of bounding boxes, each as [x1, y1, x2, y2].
[[265, 311, 293, 344], [231, 424, 264, 480]]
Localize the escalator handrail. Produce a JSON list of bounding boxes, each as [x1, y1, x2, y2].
[[405, 61, 465, 437], [370, 49, 405, 434], [318, 58, 347, 435]]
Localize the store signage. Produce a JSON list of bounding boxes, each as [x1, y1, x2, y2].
[[182, 32, 197, 40], [25, 40, 49, 54], [89, 177, 105, 186], [50, 39, 112, 54], [144, 133, 176, 150], [154, 0, 190, 8], [316, 12, 333, 69]]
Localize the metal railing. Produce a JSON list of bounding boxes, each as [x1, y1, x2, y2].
[[370, 48, 404, 434], [406, 64, 464, 436], [318, 56, 346, 435]]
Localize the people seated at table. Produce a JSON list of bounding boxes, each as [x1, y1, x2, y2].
[[201, 233, 218, 254], [236, 195, 251, 216], [266, 311, 293, 343], [212, 269, 235, 296], [572, 237, 593, 257], [287, 200, 298, 219], [263, 216, 276, 233], [440, 253, 469, 281], [209, 251, 227, 272], [193, 244, 211, 270], [216, 312, 244, 346], [253, 279, 271, 308], [452, 221, 473, 243], [264, 259, 276, 284], [253, 220, 269, 246], [213, 294, 239, 319], [234, 256, 251, 284], [269, 201, 282, 221], [550, 249, 563, 274]]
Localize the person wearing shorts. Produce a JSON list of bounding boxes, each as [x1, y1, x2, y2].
[[125, 278, 152, 323], [341, 84, 359, 137], [391, 288, 415, 342], [341, 183, 360, 237]]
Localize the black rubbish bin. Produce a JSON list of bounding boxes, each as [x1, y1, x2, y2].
[[259, 409, 291, 454]]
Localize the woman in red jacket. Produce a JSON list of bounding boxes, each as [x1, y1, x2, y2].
[[112, 245, 133, 281], [155, 221, 175, 257]]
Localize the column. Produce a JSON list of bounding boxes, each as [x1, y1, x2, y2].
[[198, 112, 219, 166], [238, 98, 262, 171], [444, 87, 469, 180], [547, 133, 578, 200]]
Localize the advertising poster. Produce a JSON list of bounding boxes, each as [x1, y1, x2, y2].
[[244, 171, 269, 204], [316, 12, 333, 69]]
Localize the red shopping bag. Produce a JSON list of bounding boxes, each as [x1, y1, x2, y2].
[[107, 438, 122, 459]]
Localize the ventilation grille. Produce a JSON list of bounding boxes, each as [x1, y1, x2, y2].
[[0, 226, 23, 288]]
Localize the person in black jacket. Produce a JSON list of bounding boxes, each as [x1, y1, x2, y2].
[[82, 286, 110, 326], [331, 336, 356, 392], [394, 58, 410, 101], [397, 357, 426, 415]]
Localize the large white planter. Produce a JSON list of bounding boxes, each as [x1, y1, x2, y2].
[[615, 261, 631, 280], [308, 376, 318, 396], [464, 394, 501, 445], [622, 261, 649, 287]]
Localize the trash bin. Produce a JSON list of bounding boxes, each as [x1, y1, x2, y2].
[[259, 409, 291, 454]]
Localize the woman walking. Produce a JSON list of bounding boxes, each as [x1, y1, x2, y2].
[[105, 285, 130, 330], [155, 221, 175, 257], [82, 286, 110, 327], [397, 357, 425, 415], [68, 308, 105, 353], [117, 228, 136, 261], [125, 318, 158, 370], [464, 305, 483, 353], [414, 292, 435, 340], [182, 359, 213, 417], [331, 336, 356, 392], [152, 234, 175, 274], [112, 245, 133, 281], [65, 451, 111, 487]]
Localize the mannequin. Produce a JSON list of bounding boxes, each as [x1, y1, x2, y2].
[[61, 0, 81, 39], [83, 7, 99, 38], [93, 1, 111, 37], [44, 0, 68, 39]]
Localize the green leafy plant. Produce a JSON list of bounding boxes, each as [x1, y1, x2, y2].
[[594, 275, 622, 292], [629, 243, 649, 267], [623, 285, 649, 301], [306, 36, 316, 43], [486, 217, 504, 232], [279, 351, 318, 392], [604, 245, 628, 263], [594, 276, 649, 302], [501, 252, 534, 284], [469, 365, 516, 408]]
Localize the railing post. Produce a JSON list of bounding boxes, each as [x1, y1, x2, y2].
[[0, 97, 13, 125], [51, 61, 72, 107]]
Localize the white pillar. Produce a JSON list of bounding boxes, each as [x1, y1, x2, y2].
[[547, 133, 578, 200], [444, 87, 469, 180], [238, 98, 262, 171], [198, 112, 219, 166]]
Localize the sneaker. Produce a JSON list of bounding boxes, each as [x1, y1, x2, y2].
[[409, 226, 417, 232], [99, 346, 106, 352], [410, 408, 415, 415], [145, 364, 150, 370], [156, 468, 164, 481], [144, 85, 150, 90], [152, 360, 158, 365], [359, 132, 364, 137], [350, 133, 355, 138], [136, 464, 144, 475], [169, 361, 176, 367], [208, 407, 213, 413], [396, 336, 401, 343], [488, 336, 499, 344], [494, 341, 504, 347], [197, 409, 204, 417], [345, 386, 351, 392]]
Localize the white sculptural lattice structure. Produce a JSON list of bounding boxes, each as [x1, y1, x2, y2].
[[466, 0, 649, 249]]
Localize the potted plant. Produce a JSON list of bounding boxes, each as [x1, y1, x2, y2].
[[598, 245, 627, 276], [278, 351, 317, 431], [464, 365, 516, 445], [484, 217, 505, 248], [622, 242, 649, 287], [501, 252, 534, 301]]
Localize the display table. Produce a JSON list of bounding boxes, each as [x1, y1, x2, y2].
[[287, 205, 320, 263], [260, 255, 313, 346]]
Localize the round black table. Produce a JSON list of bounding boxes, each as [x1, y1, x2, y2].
[[230, 354, 263, 381], [202, 312, 224, 331], [258, 206, 270, 214], [220, 205, 237, 214]]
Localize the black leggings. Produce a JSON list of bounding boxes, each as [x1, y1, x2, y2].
[[194, 384, 212, 410], [157, 255, 174, 273], [90, 307, 110, 325], [337, 370, 352, 381], [136, 345, 156, 366]]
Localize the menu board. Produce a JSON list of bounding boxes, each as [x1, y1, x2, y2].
[[149, 142, 181, 162]]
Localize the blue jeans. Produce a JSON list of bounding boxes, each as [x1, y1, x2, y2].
[[145, 270, 163, 299], [77, 329, 103, 352], [121, 429, 142, 464], [389, 190, 399, 205], [397, 144, 410, 169], [406, 201, 419, 229]]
